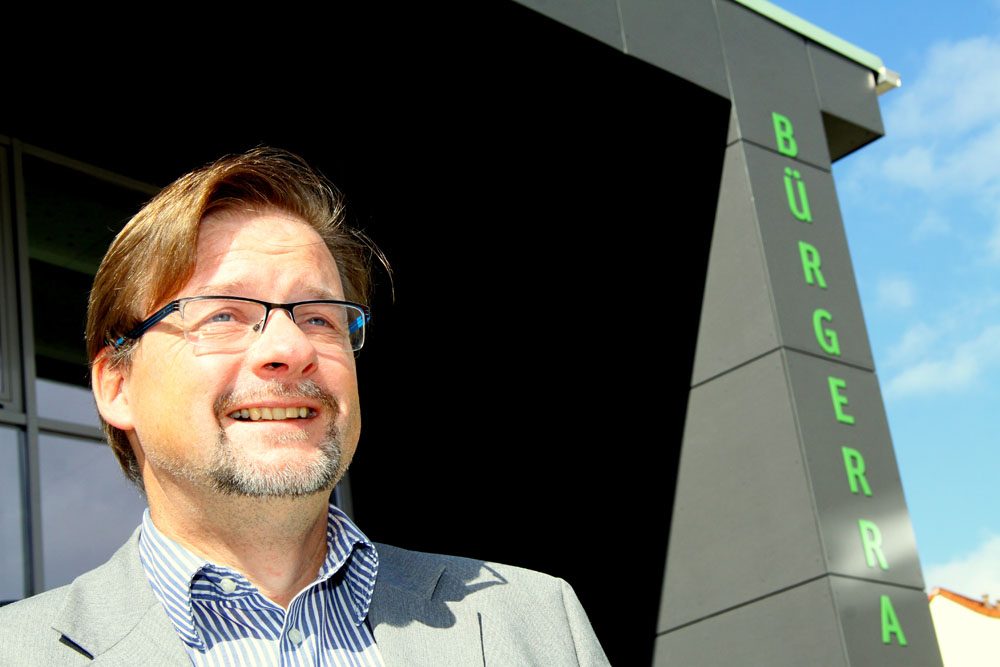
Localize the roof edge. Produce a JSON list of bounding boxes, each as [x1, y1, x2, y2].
[[930, 587, 1000, 619], [730, 0, 899, 93]]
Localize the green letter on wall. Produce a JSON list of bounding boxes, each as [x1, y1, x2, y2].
[[880, 595, 908, 646], [784, 168, 812, 222], [813, 309, 840, 356], [772, 112, 798, 157], [828, 376, 855, 425], [858, 519, 889, 570], [798, 241, 827, 288], [841, 447, 872, 496]]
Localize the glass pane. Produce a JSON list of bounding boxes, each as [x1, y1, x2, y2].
[[39, 434, 147, 590], [35, 378, 101, 428], [0, 426, 26, 603], [23, 155, 150, 387], [0, 146, 11, 405]]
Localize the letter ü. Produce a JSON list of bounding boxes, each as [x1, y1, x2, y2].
[[784, 167, 812, 222]]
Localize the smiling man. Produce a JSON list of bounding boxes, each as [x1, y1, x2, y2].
[[0, 148, 608, 665]]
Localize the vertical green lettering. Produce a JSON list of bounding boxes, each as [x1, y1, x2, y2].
[[880, 595, 908, 646], [828, 376, 855, 425], [772, 112, 798, 157], [858, 519, 889, 570], [798, 241, 827, 288], [841, 447, 872, 496], [812, 309, 840, 356], [784, 168, 812, 222]]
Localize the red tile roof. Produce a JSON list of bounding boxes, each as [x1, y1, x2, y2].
[[929, 587, 1000, 619]]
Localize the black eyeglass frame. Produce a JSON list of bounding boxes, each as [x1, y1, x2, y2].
[[110, 295, 372, 352]]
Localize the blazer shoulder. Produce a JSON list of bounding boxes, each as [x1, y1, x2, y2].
[[373, 541, 557, 579], [373, 541, 563, 597], [0, 583, 71, 627], [371, 542, 609, 666], [0, 585, 85, 665]]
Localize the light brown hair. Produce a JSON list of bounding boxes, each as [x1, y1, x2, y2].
[[86, 147, 380, 487]]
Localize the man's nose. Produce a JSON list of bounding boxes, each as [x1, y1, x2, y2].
[[247, 309, 318, 378]]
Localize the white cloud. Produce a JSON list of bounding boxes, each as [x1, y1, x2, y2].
[[877, 276, 916, 309], [912, 211, 951, 240], [869, 36, 1000, 263], [925, 535, 1000, 600], [881, 146, 936, 189], [988, 221, 1000, 262], [887, 37, 1000, 139], [885, 322, 940, 368], [880, 118, 1000, 197], [886, 324, 1000, 398]]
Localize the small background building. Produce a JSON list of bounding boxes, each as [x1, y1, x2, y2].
[[929, 588, 1000, 666]]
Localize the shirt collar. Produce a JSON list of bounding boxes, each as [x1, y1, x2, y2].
[[138, 503, 379, 649]]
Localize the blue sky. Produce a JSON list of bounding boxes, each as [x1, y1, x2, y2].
[[774, 0, 1000, 597]]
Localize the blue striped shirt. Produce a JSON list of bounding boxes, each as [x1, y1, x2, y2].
[[138, 505, 384, 666]]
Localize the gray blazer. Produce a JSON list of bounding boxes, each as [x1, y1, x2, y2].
[[0, 528, 609, 666]]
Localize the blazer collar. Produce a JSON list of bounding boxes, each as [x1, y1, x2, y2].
[[48, 532, 496, 665], [51, 527, 189, 665], [368, 543, 501, 666]]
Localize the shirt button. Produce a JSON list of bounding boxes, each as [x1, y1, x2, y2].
[[287, 628, 304, 646], [219, 577, 237, 594]]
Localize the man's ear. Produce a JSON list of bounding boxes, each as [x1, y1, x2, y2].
[[92, 348, 135, 431]]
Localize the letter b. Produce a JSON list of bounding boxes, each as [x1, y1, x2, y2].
[[772, 112, 798, 157]]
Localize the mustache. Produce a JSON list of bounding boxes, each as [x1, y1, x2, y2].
[[214, 380, 338, 415]]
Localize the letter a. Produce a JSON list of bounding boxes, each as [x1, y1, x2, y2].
[[880, 595, 908, 646]]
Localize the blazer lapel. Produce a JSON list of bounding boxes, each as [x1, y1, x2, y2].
[[369, 544, 489, 666], [51, 527, 189, 666]]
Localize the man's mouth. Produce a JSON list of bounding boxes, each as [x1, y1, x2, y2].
[[228, 407, 318, 421], [216, 380, 337, 424]]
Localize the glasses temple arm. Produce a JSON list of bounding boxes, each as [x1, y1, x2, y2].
[[110, 301, 181, 349]]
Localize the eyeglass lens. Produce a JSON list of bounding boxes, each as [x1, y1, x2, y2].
[[179, 299, 365, 351]]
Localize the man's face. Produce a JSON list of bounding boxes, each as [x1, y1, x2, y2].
[[114, 210, 361, 497]]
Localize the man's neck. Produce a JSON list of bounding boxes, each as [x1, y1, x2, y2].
[[145, 478, 332, 609]]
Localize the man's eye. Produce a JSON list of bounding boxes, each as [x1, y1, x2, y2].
[[303, 316, 334, 328], [199, 309, 251, 327]]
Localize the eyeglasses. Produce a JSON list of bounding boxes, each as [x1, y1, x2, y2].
[[111, 296, 371, 353]]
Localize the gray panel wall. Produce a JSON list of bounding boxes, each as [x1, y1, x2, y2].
[[657, 2, 940, 665], [511, 1, 941, 664]]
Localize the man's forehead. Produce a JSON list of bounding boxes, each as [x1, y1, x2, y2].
[[189, 280, 340, 301], [186, 210, 344, 297], [198, 208, 325, 246], [195, 210, 331, 260]]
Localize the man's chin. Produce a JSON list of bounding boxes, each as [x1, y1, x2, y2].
[[208, 457, 343, 498], [207, 422, 346, 497]]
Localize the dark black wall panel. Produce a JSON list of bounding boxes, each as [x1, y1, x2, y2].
[[3, 4, 730, 665]]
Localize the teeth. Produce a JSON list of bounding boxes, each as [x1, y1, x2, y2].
[[229, 407, 313, 421]]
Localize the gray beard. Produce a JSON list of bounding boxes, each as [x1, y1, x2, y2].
[[207, 380, 347, 497], [208, 418, 344, 497]]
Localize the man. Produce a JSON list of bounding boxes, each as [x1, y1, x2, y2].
[[0, 148, 608, 665]]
